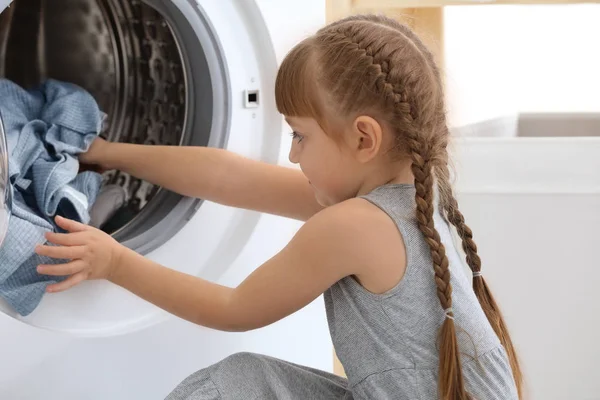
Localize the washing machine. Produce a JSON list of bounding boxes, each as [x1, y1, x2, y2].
[[0, 0, 333, 398]]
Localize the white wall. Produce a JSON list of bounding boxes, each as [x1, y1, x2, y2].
[[444, 4, 600, 128]]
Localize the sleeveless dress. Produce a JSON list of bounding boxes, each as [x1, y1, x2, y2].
[[166, 184, 518, 399]]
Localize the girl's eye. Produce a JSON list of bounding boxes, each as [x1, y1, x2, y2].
[[290, 131, 304, 142]]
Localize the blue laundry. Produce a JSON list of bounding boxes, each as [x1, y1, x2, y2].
[[0, 79, 105, 316]]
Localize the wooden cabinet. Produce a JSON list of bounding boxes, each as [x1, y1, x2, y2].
[[333, 349, 346, 376]]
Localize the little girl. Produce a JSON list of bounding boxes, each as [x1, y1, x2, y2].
[[36, 14, 522, 400]]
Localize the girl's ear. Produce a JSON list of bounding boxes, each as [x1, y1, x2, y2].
[[349, 115, 384, 163]]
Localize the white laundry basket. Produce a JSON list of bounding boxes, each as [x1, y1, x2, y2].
[[451, 135, 600, 400]]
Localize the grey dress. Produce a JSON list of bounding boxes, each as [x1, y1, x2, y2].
[[166, 184, 518, 399]]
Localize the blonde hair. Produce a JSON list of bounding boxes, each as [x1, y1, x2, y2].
[[275, 14, 523, 400]]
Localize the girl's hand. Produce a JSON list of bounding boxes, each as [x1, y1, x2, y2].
[[35, 216, 126, 293], [80, 137, 112, 171]]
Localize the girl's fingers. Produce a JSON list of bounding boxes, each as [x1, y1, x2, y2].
[[35, 244, 86, 260], [37, 260, 87, 277], [46, 271, 88, 293], [45, 231, 88, 247], [54, 216, 91, 233]]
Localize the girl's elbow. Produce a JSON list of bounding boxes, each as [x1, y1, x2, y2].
[[199, 312, 261, 333], [219, 320, 251, 332], [221, 317, 266, 332]]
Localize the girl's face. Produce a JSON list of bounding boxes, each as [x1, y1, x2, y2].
[[286, 116, 363, 207]]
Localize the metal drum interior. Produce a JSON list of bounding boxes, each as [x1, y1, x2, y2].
[[0, 0, 228, 252]]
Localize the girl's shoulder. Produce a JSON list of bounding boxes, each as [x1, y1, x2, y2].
[[311, 198, 407, 294]]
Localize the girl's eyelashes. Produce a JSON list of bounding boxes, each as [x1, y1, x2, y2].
[[290, 131, 304, 142]]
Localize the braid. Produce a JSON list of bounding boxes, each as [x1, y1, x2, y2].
[[408, 138, 452, 309], [327, 23, 471, 400], [437, 162, 482, 271]]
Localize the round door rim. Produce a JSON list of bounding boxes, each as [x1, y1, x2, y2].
[[0, 109, 11, 252]]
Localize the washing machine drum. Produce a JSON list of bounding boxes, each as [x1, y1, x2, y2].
[[0, 0, 230, 253]]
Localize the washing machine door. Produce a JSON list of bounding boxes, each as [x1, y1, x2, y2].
[[0, 110, 10, 251], [0, 0, 284, 336]]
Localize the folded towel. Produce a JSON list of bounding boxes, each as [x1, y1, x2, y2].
[[0, 79, 105, 316]]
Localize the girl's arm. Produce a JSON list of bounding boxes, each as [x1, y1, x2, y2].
[[35, 200, 384, 332], [85, 139, 323, 222]]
